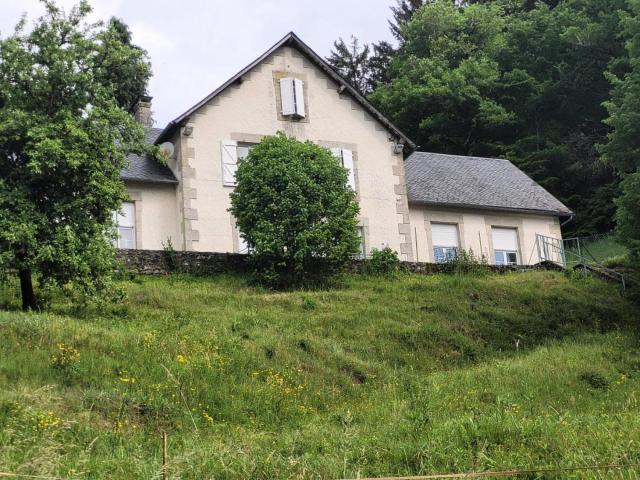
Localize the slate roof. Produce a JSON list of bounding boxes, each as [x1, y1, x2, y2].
[[120, 128, 177, 184], [155, 32, 415, 149], [405, 152, 572, 216]]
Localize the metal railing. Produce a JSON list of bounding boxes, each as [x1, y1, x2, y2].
[[534, 233, 626, 289]]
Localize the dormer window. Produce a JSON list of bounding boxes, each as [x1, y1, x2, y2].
[[280, 77, 305, 118]]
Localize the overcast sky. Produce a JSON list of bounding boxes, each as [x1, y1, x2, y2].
[[1, 0, 397, 126]]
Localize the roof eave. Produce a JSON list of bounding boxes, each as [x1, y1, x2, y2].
[[121, 176, 179, 185], [408, 199, 573, 217]]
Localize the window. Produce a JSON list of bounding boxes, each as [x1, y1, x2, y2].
[[356, 226, 366, 258], [431, 223, 459, 263], [280, 77, 305, 118], [238, 231, 250, 255], [492, 227, 519, 265], [331, 148, 356, 191], [114, 201, 136, 249], [221, 141, 255, 186]]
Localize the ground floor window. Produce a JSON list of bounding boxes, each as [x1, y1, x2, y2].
[[114, 201, 136, 249], [492, 227, 519, 265], [356, 226, 366, 258], [431, 223, 459, 264], [495, 250, 518, 265], [238, 231, 250, 255]]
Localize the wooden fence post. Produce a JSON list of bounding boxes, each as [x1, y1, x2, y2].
[[162, 431, 168, 480]]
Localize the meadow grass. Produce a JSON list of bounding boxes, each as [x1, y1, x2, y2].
[[0, 271, 638, 479], [566, 236, 629, 267]]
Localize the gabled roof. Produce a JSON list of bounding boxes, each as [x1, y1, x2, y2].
[[155, 32, 415, 148], [405, 152, 573, 216], [121, 128, 178, 184]]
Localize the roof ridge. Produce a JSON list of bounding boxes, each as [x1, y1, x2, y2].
[[154, 31, 415, 148]]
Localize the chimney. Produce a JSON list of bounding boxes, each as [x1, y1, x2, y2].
[[133, 94, 154, 128]]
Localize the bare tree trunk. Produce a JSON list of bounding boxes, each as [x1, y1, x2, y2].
[[19, 268, 36, 311]]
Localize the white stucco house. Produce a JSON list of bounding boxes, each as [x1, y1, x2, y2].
[[116, 32, 572, 266]]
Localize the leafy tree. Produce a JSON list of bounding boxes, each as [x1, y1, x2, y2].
[[326, 1, 428, 96], [0, 0, 152, 310], [389, 0, 427, 40], [600, 0, 640, 258], [370, 1, 515, 154], [96, 17, 151, 110], [326, 36, 372, 95], [229, 134, 360, 287], [362, 0, 628, 235]]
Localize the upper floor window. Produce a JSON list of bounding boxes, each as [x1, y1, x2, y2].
[[221, 141, 255, 187], [280, 77, 306, 118], [114, 201, 136, 249], [492, 227, 519, 265], [431, 223, 459, 263], [331, 148, 356, 191]]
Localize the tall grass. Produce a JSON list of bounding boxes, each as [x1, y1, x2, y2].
[[0, 271, 638, 479]]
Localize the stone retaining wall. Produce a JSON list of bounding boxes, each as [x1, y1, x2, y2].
[[116, 249, 560, 276]]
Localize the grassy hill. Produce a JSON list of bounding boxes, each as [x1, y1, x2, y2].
[[0, 271, 638, 479]]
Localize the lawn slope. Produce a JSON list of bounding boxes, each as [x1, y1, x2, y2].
[[0, 271, 638, 479]]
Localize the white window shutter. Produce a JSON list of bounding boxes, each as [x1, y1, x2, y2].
[[341, 149, 355, 190], [492, 227, 518, 251], [331, 148, 356, 191], [431, 223, 459, 248], [221, 140, 238, 186], [280, 78, 296, 116], [293, 78, 305, 117]]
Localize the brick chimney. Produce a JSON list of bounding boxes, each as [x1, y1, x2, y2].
[[133, 94, 154, 128]]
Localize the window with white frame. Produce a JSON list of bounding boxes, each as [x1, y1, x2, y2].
[[356, 226, 366, 258], [331, 148, 356, 191], [280, 77, 305, 118], [114, 201, 136, 249], [492, 227, 519, 265], [221, 141, 255, 187], [431, 223, 459, 263]]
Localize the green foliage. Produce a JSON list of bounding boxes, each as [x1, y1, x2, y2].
[[326, 36, 373, 95], [445, 249, 490, 275], [229, 133, 360, 288], [365, 247, 401, 276], [601, 0, 640, 265], [162, 237, 179, 273], [615, 172, 640, 261], [0, 1, 152, 309], [325, 1, 425, 94], [600, 0, 640, 175], [0, 272, 638, 477], [579, 371, 610, 390], [370, 1, 514, 155], [335, 0, 630, 236]]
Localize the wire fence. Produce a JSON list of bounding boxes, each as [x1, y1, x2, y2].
[[341, 463, 640, 479]]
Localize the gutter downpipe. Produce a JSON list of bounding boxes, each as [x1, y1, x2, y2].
[[561, 213, 575, 227]]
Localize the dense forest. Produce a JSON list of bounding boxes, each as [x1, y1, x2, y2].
[[327, 0, 640, 246]]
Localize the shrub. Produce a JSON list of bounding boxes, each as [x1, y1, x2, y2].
[[229, 133, 360, 288], [601, 254, 629, 269], [162, 237, 179, 273], [365, 247, 401, 276], [446, 248, 490, 275]]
